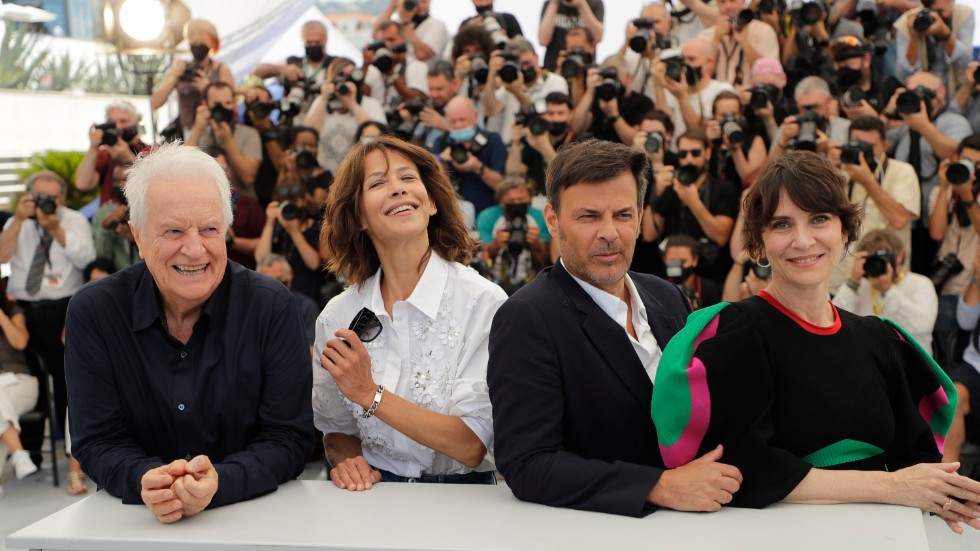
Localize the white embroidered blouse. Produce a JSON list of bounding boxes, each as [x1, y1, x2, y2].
[[312, 253, 508, 477]]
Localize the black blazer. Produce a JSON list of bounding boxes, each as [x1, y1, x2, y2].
[[488, 261, 691, 517]]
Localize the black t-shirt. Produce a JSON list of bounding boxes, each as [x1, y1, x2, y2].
[[589, 92, 653, 143], [540, 0, 605, 71], [519, 132, 580, 195]]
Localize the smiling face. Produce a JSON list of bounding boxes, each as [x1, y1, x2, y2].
[[131, 176, 228, 314], [762, 190, 846, 293], [358, 150, 437, 251], [545, 172, 641, 296]]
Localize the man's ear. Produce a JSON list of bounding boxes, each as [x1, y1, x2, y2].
[[543, 203, 559, 236]]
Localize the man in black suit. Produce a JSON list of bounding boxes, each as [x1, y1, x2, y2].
[[488, 139, 742, 517]]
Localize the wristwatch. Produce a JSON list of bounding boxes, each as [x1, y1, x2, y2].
[[476, 163, 485, 176]]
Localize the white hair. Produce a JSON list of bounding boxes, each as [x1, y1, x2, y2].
[[124, 141, 233, 232], [794, 76, 830, 102], [105, 100, 142, 124]]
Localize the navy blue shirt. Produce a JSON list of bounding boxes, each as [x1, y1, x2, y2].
[[65, 261, 313, 508], [434, 129, 508, 216]]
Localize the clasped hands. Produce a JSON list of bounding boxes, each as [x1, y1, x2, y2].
[[140, 455, 219, 524]]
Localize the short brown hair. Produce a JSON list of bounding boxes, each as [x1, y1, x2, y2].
[[546, 139, 648, 214], [742, 151, 862, 261], [323, 135, 475, 285], [856, 228, 903, 255]]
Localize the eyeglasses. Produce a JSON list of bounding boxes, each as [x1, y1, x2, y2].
[[278, 185, 303, 197], [677, 148, 703, 158], [341, 307, 383, 347]]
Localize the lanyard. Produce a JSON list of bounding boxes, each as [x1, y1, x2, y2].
[[871, 272, 905, 316]]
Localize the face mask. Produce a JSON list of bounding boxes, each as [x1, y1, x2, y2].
[[449, 126, 477, 142], [190, 43, 210, 62], [548, 121, 567, 137], [306, 45, 325, 62], [665, 261, 696, 284], [837, 67, 862, 90], [522, 66, 538, 85]]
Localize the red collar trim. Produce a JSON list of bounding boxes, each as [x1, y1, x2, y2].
[[758, 290, 841, 335]]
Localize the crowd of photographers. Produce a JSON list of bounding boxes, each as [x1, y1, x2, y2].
[[8, 0, 980, 490]]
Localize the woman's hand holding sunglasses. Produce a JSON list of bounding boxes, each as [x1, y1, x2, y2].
[[321, 329, 378, 409]]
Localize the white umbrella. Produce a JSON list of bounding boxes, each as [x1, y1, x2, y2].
[[0, 1, 58, 23]]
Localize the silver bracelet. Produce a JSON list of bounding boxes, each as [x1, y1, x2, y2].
[[362, 385, 384, 418]]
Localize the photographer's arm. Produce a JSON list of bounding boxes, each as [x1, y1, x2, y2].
[[929, 184, 951, 242], [482, 62, 504, 118], [506, 134, 529, 175], [0, 219, 23, 264], [576, 1, 604, 44], [540, 0, 559, 46], [571, 88, 593, 134], [687, 194, 734, 246], [254, 209, 277, 264], [731, 136, 766, 185], [74, 143, 101, 192], [679, 0, 719, 27], [218, 130, 260, 188], [304, 95, 328, 134], [721, 259, 747, 303], [150, 72, 178, 111], [854, 171, 913, 230]]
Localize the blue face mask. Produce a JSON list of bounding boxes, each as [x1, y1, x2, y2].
[[449, 126, 476, 142]]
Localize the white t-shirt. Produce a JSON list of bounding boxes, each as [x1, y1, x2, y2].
[[412, 16, 450, 68], [666, 79, 736, 146], [486, 71, 569, 144], [316, 96, 387, 174], [364, 60, 430, 111]]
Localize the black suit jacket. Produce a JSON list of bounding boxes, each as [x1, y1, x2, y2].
[[488, 261, 691, 517]]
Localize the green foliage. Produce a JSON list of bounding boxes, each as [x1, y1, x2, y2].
[[84, 56, 133, 95], [0, 21, 48, 89], [39, 51, 90, 92], [16, 150, 98, 210]]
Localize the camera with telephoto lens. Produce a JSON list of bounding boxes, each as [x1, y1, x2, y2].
[[677, 165, 701, 186], [94, 120, 121, 146], [789, 110, 826, 152], [478, 8, 509, 48], [841, 86, 866, 108], [931, 253, 964, 288], [368, 41, 407, 74], [749, 84, 779, 110], [629, 18, 669, 53], [515, 102, 549, 136], [720, 115, 746, 145], [645, 131, 665, 153], [840, 140, 877, 171], [449, 133, 488, 164], [403, 0, 417, 10], [279, 57, 319, 118], [863, 248, 897, 278], [294, 147, 318, 170], [209, 103, 235, 124], [734, 9, 755, 31], [665, 259, 687, 281], [333, 78, 352, 96], [279, 200, 302, 221], [403, 96, 427, 116], [504, 202, 530, 256], [470, 54, 490, 85], [561, 48, 594, 79], [596, 67, 621, 102], [248, 101, 276, 120], [179, 61, 203, 83], [496, 51, 521, 84], [664, 57, 699, 86], [789, 0, 824, 26], [896, 86, 935, 114], [914, 8, 935, 34], [30, 193, 57, 218], [947, 159, 976, 186]]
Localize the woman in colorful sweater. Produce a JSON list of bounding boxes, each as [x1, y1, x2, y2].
[[651, 151, 980, 533]]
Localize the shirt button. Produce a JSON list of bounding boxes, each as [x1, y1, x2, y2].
[[180, 351, 188, 359], [178, 403, 185, 411]]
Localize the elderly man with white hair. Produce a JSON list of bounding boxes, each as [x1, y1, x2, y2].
[[65, 143, 313, 524], [74, 99, 149, 206]]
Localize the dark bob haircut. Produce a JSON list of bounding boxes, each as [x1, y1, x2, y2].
[[742, 150, 862, 262], [323, 135, 475, 285]]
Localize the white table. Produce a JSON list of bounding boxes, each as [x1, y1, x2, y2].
[[6, 480, 974, 551]]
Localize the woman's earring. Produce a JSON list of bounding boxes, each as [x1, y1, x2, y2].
[[756, 257, 770, 268]]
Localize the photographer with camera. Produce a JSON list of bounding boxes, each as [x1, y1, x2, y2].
[[554, 26, 597, 108], [305, 58, 388, 174], [0, 171, 95, 451], [950, 60, 980, 136], [895, 0, 974, 90], [621, 5, 678, 107], [572, 55, 652, 145], [460, 0, 524, 44], [240, 85, 286, 207], [373, 0, 449, 68], [434, 96, 507, 215], [74, 100, 149, 205], [406, 63, 458, 150], [540, 0, 604, 72], [699, 0, 779, 86], [151, 19, 234, 134], [833, 229, 938, 351], [254, 21, 333, 124], [739, 58, 790, 144], [663, 233, 721, 309], [186, 82, 263, 193], [781, 1, 858, 94], [506, 92, 576, 195], [363, 21, 430, 125], [91, 164, 139, 271], [483, 37, 568, 145], [706, 91, 767, 189], [769, 76, 850, 159], [450, 25, 497, 104], [833, 36, 903, 119], [945, 241, 980, 464], [649, 128, 739, 283], [722, 249, 772, 302], [476, 177, 550, 295], [927, 134, 980, 359], [828, 116, 919, 291], [655, 38, 735, 141]]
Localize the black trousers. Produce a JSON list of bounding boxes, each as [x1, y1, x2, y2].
[[18, 297, 70, 440]]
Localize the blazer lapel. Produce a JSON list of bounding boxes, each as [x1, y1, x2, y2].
[[551, 263, 654, 409], [631, 277, 687, 349]]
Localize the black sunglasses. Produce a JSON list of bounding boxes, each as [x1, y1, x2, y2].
[[677, 148, 703, 158], [341, 307, 383, 347]]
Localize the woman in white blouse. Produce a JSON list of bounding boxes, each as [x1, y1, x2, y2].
[[314, 135, 507, 489]]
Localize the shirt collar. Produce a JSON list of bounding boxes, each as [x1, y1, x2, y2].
[[360, 251, 450, 321], [561, 258, 644, 330], [132, 261, 233, 332]]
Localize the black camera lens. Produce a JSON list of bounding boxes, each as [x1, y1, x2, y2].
[[450, 143, 470, 164], [842, 87, 866, 108], [914, 9, 934, 34], [721, 117, 745, 145], [735, 9, 755, 30], [645, 132, 664, 153], [280, 200, 301, 221], [896, 90, 924, 114], [248, 101, 274, 119], [403, 0, 417, 10], [947, 159, 976, 185], [32, 193, 57, 216], [863, 256, 889, 278], [931, 253, 965, 288], [295, 149, 318, 170], [470, 55, 489, 84], [210, 104, 234, 123], [677, 165, 700, 186], [799, 2, 824, 25]]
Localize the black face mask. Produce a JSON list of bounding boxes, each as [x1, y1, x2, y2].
[[190, 43, 210, 62], [522, 66, 538, 86], [306, 45, 325, 62], [837, 67, 863, 90], [685, 64, 702, 87], [548, 121, 567, 137]]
